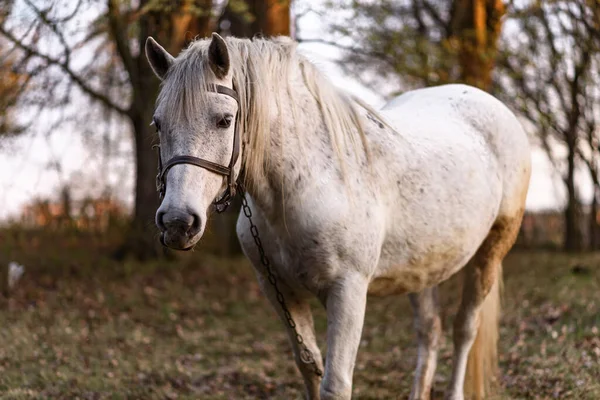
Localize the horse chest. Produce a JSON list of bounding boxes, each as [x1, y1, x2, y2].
[[276, 236, 373, 292]]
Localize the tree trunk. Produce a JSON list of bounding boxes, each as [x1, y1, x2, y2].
[[168, 0, 214, 54], [590, 188, 598, 250], [222, 0, 290, 37], [131, 115, 162, 255], [564, 135, 582, 251], [563, 44, 587, 252], [262, 0, 291, 35], [449, 0, 504, 90], [114, 97, 162, 259]]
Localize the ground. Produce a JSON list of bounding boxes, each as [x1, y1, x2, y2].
[[0, 227, 599, 399]]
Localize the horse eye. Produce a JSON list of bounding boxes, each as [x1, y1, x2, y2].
[[151, 118, 161, 132], [216, 115, 233, 129]]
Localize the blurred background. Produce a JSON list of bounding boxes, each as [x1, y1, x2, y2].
[[0, 1, 599, 399]]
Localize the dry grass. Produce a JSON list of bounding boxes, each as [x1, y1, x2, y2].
[[0, 227, 599, 399]]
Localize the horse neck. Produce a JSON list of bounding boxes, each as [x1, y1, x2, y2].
[[244, 71, 342, 222]]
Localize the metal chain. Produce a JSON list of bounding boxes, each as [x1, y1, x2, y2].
[[240, 193, 323, 377]]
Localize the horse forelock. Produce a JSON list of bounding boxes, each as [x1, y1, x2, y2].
[[155, 36, 373, 191]]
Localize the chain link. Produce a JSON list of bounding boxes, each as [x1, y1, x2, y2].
[[240, 193, 323, 377]]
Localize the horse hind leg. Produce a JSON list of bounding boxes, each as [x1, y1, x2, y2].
[[409, 286, 442, 400], [445, 211, 523, 400]]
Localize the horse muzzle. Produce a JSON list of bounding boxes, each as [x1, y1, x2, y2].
[[157, 209, 202, 251]]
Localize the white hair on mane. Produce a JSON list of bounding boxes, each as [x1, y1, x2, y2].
[[157, 35, 377, 188]]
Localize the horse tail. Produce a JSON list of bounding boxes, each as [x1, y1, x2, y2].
[[465, 263, 502, 400]]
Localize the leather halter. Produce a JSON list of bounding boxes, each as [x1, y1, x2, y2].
[[154, 84, 241, 213]]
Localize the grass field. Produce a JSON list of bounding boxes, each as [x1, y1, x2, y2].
[[0, 227, 599, 399]]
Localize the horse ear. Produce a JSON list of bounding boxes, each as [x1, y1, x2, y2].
[[145, 37, 174, 80], [208, 32, 230, 79]]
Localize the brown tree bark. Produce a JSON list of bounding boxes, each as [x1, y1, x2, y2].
[[263, 0, 291, 35], [223, 0, 290, 37], [449, 0, 505, 90], [564, 134, 582, 251], [562, 38, 590, 252], [589, 189, 598, 250], [0, 0, 26, 136]]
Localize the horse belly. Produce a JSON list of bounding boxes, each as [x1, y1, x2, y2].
[[368, 254, 471, 296], [367, 128, 502, 295], [369, 189, 501, 296]]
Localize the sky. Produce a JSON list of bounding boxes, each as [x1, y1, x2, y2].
[[0, 1, 590, 221]]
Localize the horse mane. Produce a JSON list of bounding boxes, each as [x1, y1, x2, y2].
[[157, 35, 375, 188]]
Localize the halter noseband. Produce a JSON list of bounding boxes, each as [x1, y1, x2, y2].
[[153, 84, 241, 213]]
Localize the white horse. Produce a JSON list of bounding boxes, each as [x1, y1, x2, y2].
[[145, 33, 531, 400]]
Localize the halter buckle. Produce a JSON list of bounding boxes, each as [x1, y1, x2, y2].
[[215, 200, 231, 214], [156, 177, 165, 200]]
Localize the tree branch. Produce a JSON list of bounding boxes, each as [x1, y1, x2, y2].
[[0, 25, 129, 116], [23, 0, 71, 65], [296, 37, 397, 70], [421, 0, 450, 35], [107, 0, 136, 85]]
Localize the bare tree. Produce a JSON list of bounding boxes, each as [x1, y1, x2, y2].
[[323, 0, 600, 251], [449, 0, 504, 90], [0, 45, 26, 136], [0, 0, 28, 137], [0, 0, 218, 257], [221, 0, 290, 37], [496, 0, 600, 251], [317, 0, 505, 94]]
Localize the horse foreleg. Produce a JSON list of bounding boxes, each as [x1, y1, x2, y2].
[[237, 206, 323, 399], [409, 286, 442, 400], [256, 274, 323, 400], [321, 273, 369, 400]]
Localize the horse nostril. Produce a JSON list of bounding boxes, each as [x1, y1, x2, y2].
[[162, 209, 198, 235], [156, 211, 166, 231], [159, 208, 202, 249], [189, 213, 201, 236]]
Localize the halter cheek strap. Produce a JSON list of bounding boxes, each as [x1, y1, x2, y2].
[[153, 84, 241, 213]]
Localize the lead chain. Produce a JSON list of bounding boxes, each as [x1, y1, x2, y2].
[[240, 193, 323, 377]]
